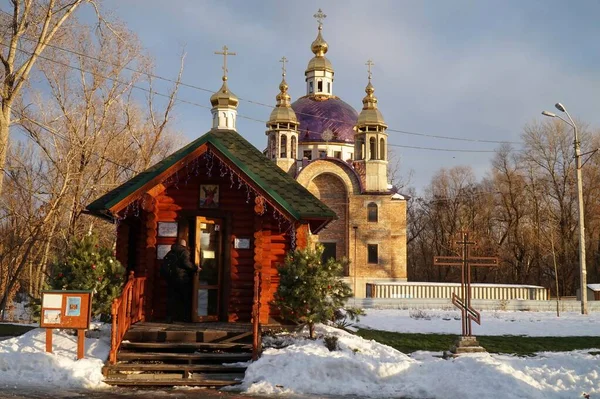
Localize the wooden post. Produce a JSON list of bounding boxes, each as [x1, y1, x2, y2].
[[77, 329, 85, 360], [45, 328, 53, 353]]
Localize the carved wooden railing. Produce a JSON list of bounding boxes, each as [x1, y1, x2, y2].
[[251, 270, 262, 360], [109, 271, 146, 364]]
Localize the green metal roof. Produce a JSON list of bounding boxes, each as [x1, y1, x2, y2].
[[86, 129, 336, 222]]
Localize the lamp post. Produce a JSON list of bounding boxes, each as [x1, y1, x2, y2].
[[542, 103, 588, 315], [353, 225, 358, 304]]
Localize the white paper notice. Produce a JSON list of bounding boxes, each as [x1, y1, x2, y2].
[[42, 294, 62, 308]]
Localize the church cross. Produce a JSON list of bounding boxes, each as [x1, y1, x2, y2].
[[366, 59, 374, 80], [314, 8, 327, 27], [433, 232, 498, 337], [214, 45, 236, 79], [279, 56, 288, 77]]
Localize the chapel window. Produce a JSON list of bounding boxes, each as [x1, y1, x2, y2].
[[368, 244, 378, 264], [317, 80, 323, 92], [291, 136, 297, 159], [356, 138, 364, 160], [327, 82, 331, 93], [303, 150, 312, 160], [280, 135, 287, 158], [367, 202, 378, 223], [369, 137, 377, 160], [380, 138, 386, 160], [309, 81, 313, 94]]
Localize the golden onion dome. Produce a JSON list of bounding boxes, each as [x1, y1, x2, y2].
[[356, 78, 387, 128], [268, 76, 298, 125], [311, 27, 329, 56], [305, 23, 334, 74], [210, 76, 239, 108]]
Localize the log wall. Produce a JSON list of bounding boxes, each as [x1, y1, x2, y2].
[[115, 154, 295, 323]]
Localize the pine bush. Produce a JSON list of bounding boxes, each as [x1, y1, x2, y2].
[[273, 244, 352, 339], [48, 235, 125, 320]]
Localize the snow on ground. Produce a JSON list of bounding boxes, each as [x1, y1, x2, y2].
[[0, 323, 110, 390], [2, 309, 600, 398], [357, 308, 600, 336], [241, 324, 600, 398]]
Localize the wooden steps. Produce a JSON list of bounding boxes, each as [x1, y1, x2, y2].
[[103, 322, 253, 387], [115, 351, 252, 363], [121, 341, 252, 351]]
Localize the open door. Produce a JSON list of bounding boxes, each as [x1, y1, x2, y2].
[[192, 216, 223, 322]]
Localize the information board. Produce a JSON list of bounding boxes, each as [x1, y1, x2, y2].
[[40, 290, 92, 330]]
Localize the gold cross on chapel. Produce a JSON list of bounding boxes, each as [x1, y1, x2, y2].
[[314, 8, 327, 27], [279, 56, 288, 77], [366, 59, 374, 80], [215, 45, 236, 79]]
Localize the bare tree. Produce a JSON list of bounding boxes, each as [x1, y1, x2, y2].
[[0, 16, 184, 317], [0, 0, 104, 194]]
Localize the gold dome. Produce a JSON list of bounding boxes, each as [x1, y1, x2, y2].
[[305, 17, 333, 74], [311, 27, 329, 56], [306, 55, 334, 74], [210, 76, 239, 108], [268, 76, 298, 125], [356, 78, 387, 128]]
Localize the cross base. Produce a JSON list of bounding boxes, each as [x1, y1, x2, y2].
[[446, 336, 487, 357]]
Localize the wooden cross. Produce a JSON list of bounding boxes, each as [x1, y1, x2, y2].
[[433, 232, 498, 337], [279, 56, 288, 77], [214, 45, 236, 79], [314, 8, 327, 27], [366, 59, 374, 80]]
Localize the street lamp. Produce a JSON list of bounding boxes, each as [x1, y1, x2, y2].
[[542, 103, 588, 315]]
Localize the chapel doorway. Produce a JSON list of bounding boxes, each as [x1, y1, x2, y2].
[[191, 216, 223, 322]]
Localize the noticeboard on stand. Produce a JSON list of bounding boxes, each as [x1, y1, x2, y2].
[[40, 290, 92, 330]]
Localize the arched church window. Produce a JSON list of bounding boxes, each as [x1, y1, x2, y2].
[[356, 138, 364, 160], [280, 135, 287, 158], [317, 80, 323, 92], [380, 138, 386, 160], [309, 81, 313, 93], [367, 202, 378, 223], [269, 136, 276, 159], [327, 82, 331, 93], [369, 137, 377, 160], [291, 136, 297, 159]]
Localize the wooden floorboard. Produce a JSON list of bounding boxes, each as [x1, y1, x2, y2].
[[117, 351, 252, 362], [120, 342, 251, 350], [107, 363, 246, 372]]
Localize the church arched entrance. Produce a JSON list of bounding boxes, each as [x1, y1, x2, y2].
[[307, 173, 348, 272]]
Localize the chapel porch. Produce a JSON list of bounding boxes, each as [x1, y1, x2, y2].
[[102, 321, 256, 387]]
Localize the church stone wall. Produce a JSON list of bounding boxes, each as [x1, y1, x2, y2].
[[348, 195, 407, 282], [306, 173, 348, 260]]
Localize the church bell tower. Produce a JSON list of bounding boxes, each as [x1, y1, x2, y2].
[[354, 60, 389, 192], [210, 46, 238, 131], [266, 57, 299, 174]]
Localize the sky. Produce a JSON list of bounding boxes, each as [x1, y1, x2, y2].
[[93, 0, 600, 194], [2, 308, 600, 398]]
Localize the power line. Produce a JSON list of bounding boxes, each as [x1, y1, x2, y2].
[[4, 26, 521, 146], [389, 143, 495, 153], [2, 41, 500, 154]]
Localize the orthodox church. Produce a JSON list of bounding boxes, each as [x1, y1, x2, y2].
[[208, 10, 407, 297], [263, 10, 408, 295]]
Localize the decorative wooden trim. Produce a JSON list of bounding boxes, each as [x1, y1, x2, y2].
[[109, 145, 208, 214]]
